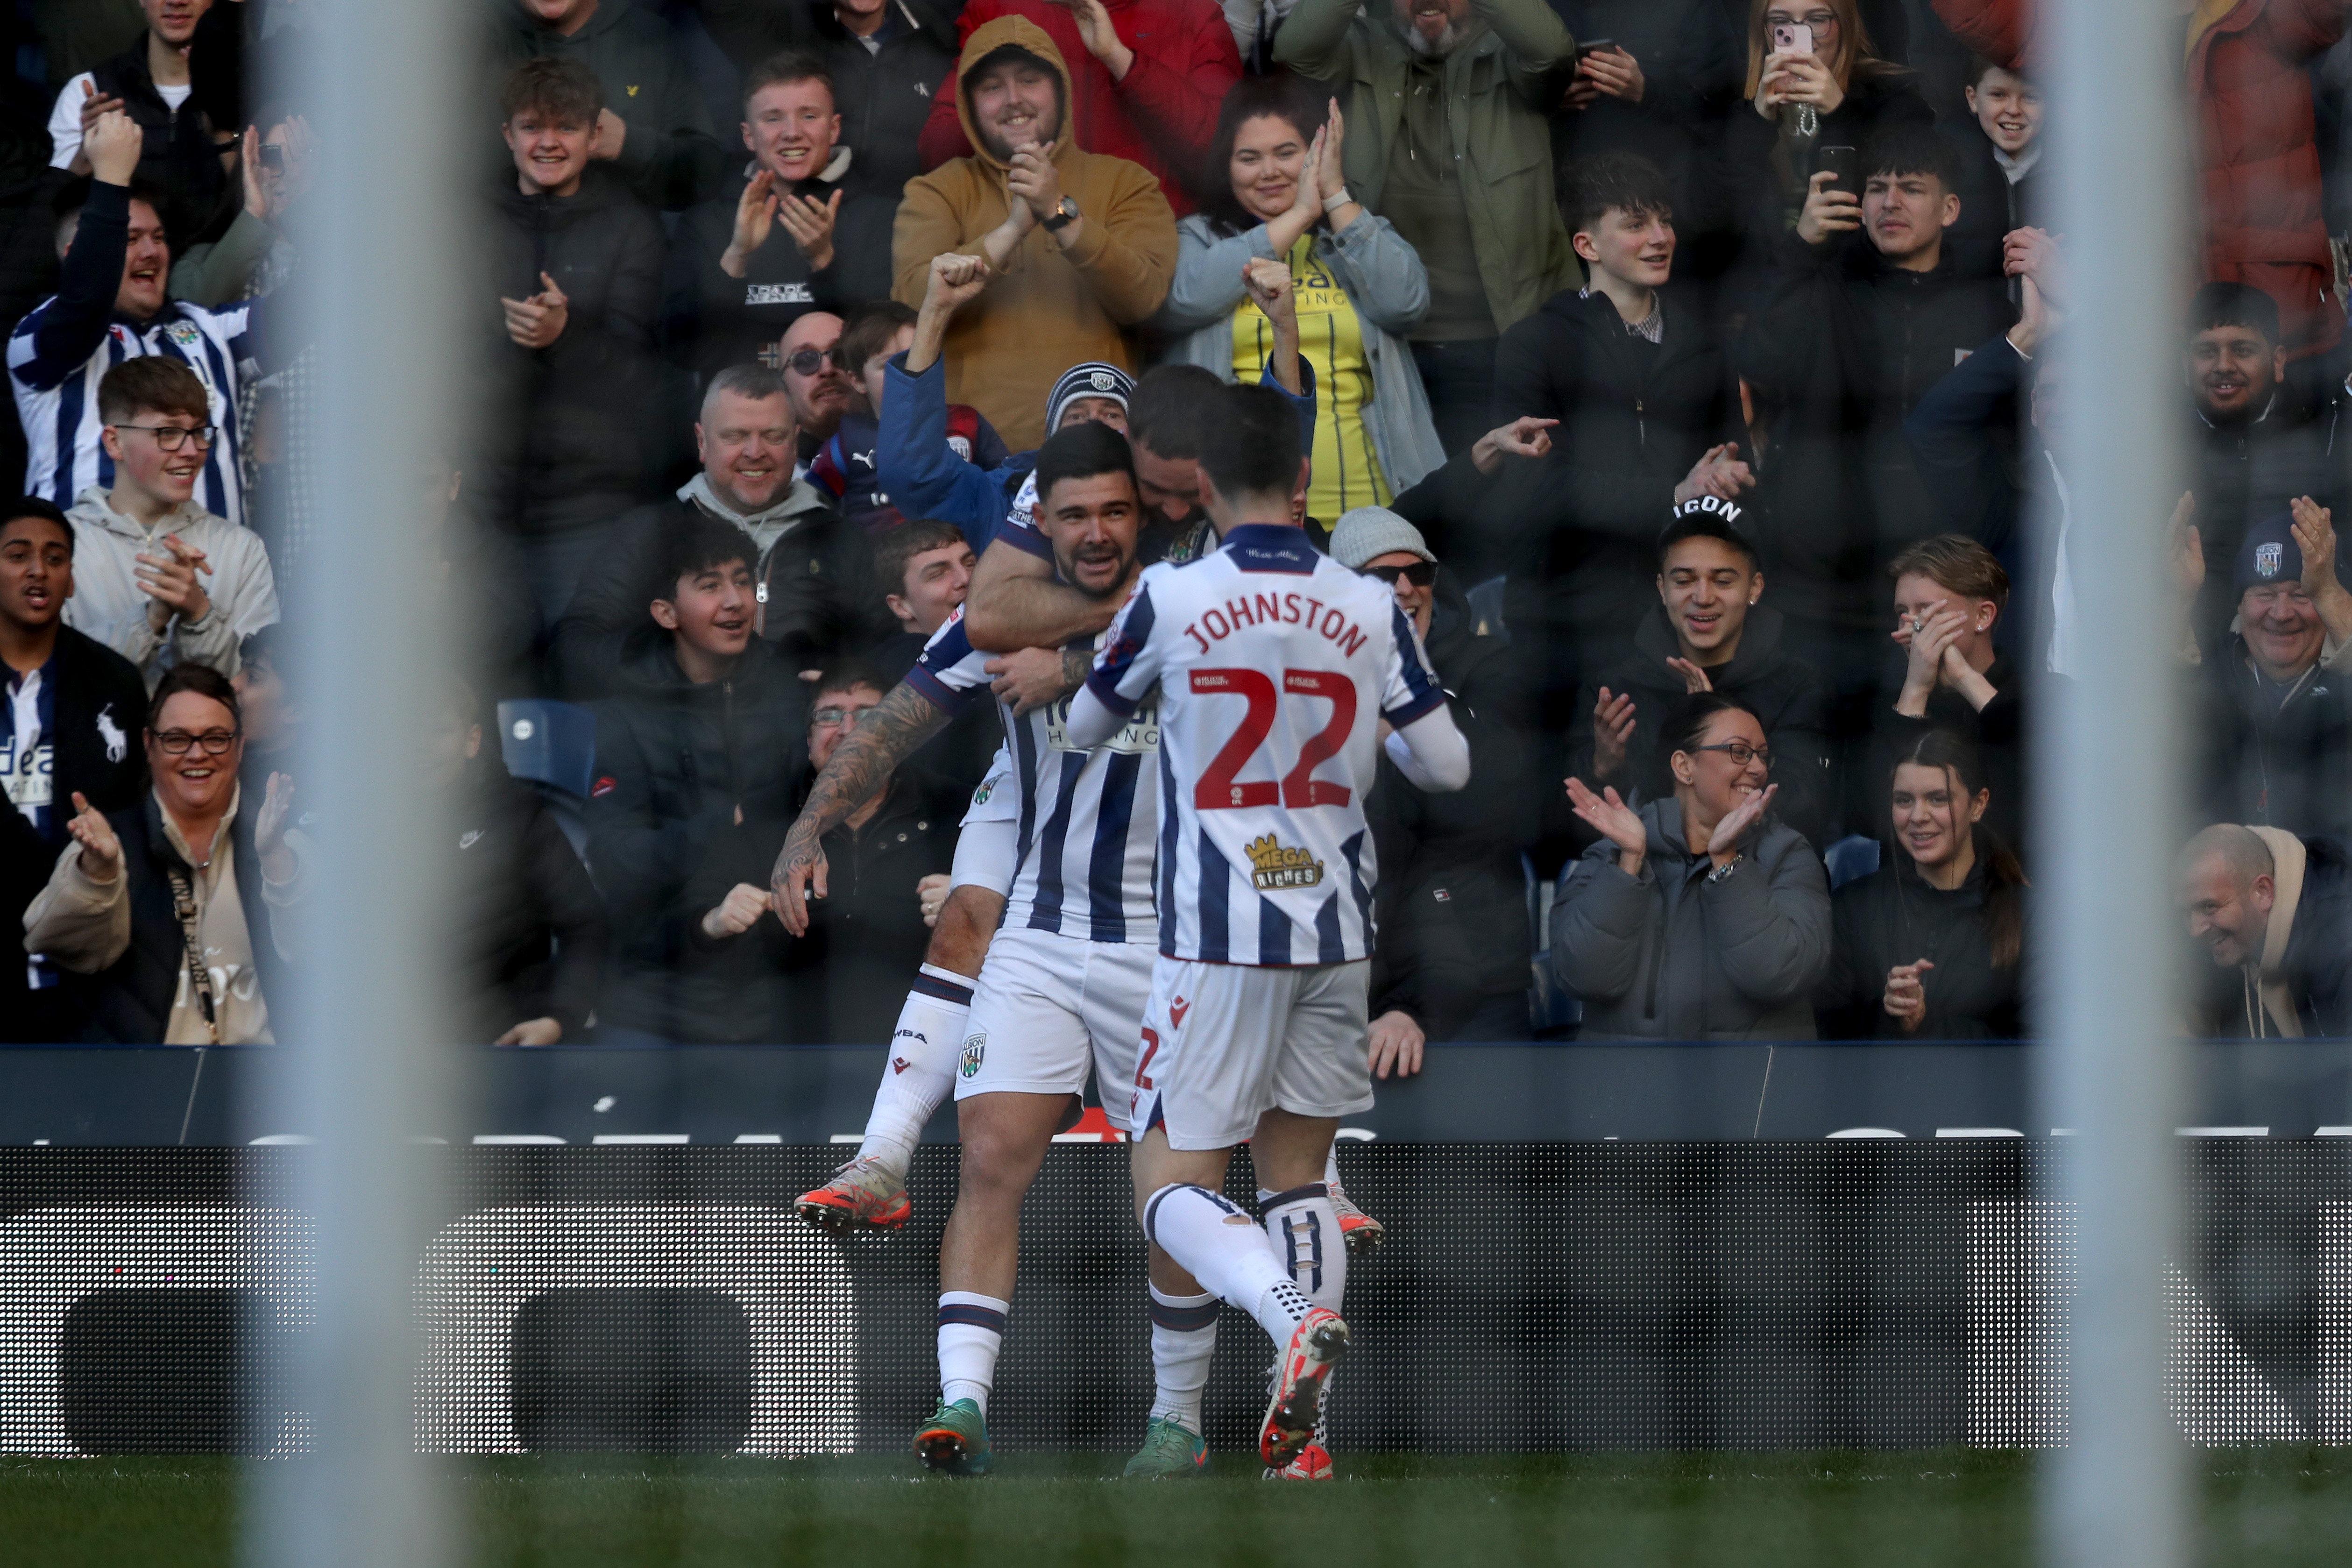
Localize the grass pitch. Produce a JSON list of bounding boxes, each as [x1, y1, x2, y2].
[[7, 1448, 2352, 1566]]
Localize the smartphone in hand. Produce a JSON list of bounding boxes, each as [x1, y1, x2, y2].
[[1769, 21, 1813, 56], [1817, 144, 1858, 192]]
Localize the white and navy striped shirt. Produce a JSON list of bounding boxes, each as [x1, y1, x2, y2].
[[8, 189, 251, 527], [908, 608, 1161, 945], [1084, 525, 1447, 967]]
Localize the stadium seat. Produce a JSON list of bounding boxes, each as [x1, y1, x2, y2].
[[496, 699, 598, 871], [1526, 853, 1581, 1037], [1823, 834, 1881, 890]]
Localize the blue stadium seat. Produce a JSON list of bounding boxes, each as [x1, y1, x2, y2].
[[1525, 853, 1581, 1036], [1823, 834, 1882, 890], [496, 699, 599, 872]]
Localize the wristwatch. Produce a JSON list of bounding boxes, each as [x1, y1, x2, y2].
[[1041, 197, 1080, 233]]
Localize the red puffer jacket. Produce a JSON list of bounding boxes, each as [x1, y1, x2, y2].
[[1934, 0, 2349, 357]]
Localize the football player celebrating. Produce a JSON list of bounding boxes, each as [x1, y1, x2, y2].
[[1066, 383, 1469, 1477], [774, 423, 1170, 1476]]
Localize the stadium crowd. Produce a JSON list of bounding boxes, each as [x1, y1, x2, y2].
[[6, 0, 2352, 1048]]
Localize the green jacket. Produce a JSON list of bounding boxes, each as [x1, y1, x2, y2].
[[1274, 0, 1580, 334]]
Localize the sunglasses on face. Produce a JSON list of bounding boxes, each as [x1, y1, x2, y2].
[[783, 348, 839, 377], [1360, 560, 1437, 589]]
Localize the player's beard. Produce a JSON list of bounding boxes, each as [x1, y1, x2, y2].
[[1060, 544, 1134, 599]]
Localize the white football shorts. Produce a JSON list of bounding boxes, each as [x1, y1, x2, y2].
[[1128, 957, 1374, 1150], [954, 924, 1155, 1127], [949, 747, 1018, 895]]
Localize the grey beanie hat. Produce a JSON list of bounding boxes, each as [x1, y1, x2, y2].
[[1330, 507, 1436, 571]]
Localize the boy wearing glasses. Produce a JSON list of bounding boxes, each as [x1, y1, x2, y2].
[[63, 357, 278, 690]]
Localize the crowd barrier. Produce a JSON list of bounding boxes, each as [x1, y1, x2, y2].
[[2, 1140, 2350, 1456]]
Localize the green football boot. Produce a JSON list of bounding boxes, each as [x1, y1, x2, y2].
[[1123, 1417, 1209, 1478], [913, 1397, 992, 1475]]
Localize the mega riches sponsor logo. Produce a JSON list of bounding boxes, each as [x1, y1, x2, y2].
[[1247, 833, 1324, 891]]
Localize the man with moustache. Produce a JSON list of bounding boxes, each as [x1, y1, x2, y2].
[[890, 17, 1176, 450]]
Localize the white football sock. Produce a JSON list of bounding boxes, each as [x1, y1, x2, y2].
[[1322, 1147, 1349, 1206], [858, 966, 971, 1175], [936, 1290, 1007, 1413], [1144, 1183, 1313, 1344], [1147, 1284, 1219, 1434], [1260, 1181, 1346, 1313]]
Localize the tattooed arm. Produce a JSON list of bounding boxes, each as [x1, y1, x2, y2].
[[770, 681, 955, 935]]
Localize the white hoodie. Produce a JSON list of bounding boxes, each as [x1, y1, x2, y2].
[[63, 486, 280, 690]]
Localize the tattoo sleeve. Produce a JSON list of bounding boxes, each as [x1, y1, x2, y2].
[[1060, 645, 1093, 699], [784, 682, 952, 847]]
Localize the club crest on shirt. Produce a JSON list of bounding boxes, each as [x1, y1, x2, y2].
[[1246, 833, 1324, 891], [960, 1032, 986, 1078]]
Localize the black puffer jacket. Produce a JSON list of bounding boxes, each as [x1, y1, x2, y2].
[[445, 769, 609, 1043], [1487, 286, 1744, 639], [1565, 602, 1834, 847], [674, 768, 960, 1043], [585, 630, 811, 1035], [1816, 850, 2031, 1039], [488, 0, 726, 211], [815, 0, 961, 202], [2191, 642, 2352, 841], [1738, 233, 2012, 633], [477, 170, 667, 538], [1367, 575, 1537, 1038]]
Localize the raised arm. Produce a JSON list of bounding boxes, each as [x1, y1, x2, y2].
[[1384, 704, 1470, 792], [770, 680, 956, 933], [963, 535, 1121, 652]]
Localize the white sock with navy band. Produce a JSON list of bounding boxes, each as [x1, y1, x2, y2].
[[1144, 1183, 1313, 1344], [1259, 1182, 1347, 1313], [858, 965, 972, 1176], [1147, 1284, 1220, 1433], [936, 1291, 1008, 1412]]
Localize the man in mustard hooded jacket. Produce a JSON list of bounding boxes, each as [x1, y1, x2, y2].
[[890, 15, 1177, 451]]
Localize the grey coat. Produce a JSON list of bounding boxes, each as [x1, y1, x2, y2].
[[1156, 210, 1447, 496], [1550, 797, 1830, 1040]]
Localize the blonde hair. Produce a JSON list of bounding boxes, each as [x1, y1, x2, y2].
[[1743, 0, 1899, 99]]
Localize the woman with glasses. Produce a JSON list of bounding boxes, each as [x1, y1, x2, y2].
[[1551, 691, 1831, 1038], [1816, 729, 2030, 1039], [22, 663, 303, 1043], [1154, 73, 1445, 520], [1727, 0, 1928, 274]]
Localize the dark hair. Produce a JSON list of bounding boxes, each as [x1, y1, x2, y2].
[[147, 661, 240, 734], [962, 44, 1064, 129], [238, 623, 293, 699], [1891, 729, 2028, 968], [1658, 691, 1762, 772], [655, 516, 755, 603], [1127, 365, 1223, 461], [2, 498, 73, 557], [742, 50, 835, 116], [837, 300, 920, 380], [2186, 281, 2281, 348], [1033, 420, 1139, 510], [1888, 533, 2010, 611], [873, 518, 970, 597], [1197, 382, 1302, 502], [502, 56, 603, 125], [1862, 125, 1962, 194], [99, 357, 208, 424], [1199, 72, 1330, 239], [1559, 151, 1673, 237], [809, 657, 890, 705], [1963, 53, 2030, 91]]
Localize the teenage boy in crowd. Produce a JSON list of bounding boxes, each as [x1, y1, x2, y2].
[[1943, 55, 2043, 290], [478, 57, 667, 631], [64, 358, 277, 689], [668, 53, 898, 379], [1568, 497, 1833, 849], [891, 19, 1177, 449], [865, 519, 997, 790], [1739, 125, 2012, 659], [11, 110, 255, 529], [586, 516, 812, 1045], [0, 498, 150, 1044], [1488, 153, 1750, 723], [809, 300, 1010, 534], [494, 0, 726, 212], [550, 365, 860, 701]]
